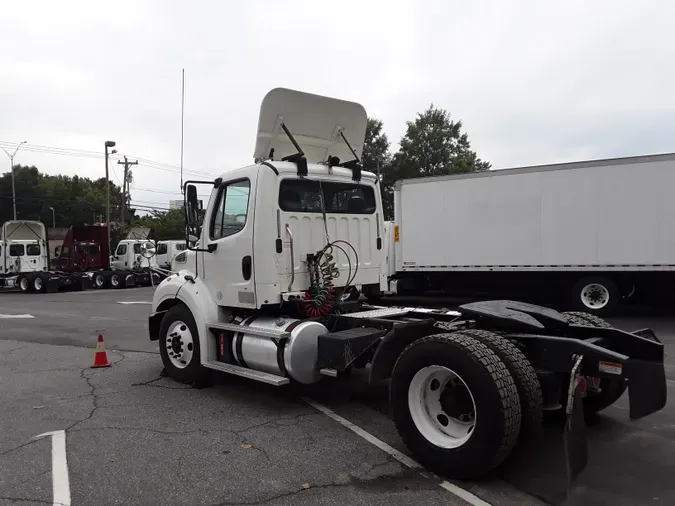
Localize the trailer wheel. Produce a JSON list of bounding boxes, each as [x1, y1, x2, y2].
[[93, 272, 106, 289], [457, 329, 543, 440], [570, 276, 619, 315], [159, 304, 211, 387], [561, 311, 626, 419], [390, 332, 521, 479]]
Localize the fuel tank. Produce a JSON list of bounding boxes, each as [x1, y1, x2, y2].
[[231, 316, 328, 384]]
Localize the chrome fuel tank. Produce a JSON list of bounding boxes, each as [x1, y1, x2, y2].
[[231, 316, 328, 384]]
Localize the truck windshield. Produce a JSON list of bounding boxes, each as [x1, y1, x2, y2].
[[279, 179, 376, 214], [9, 244, 24, 256], [26, 243, 41, 256], [77, 245, 100, 255]]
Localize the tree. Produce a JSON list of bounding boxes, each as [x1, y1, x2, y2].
[[0, 165, 134, 227], [361, 118, 395, 218], [392, 105, 490, 181]]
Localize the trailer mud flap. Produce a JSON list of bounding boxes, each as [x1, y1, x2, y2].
[[625, 358, 668, 419]]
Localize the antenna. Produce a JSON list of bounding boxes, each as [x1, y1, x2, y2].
[[180, 68, 185, 193]]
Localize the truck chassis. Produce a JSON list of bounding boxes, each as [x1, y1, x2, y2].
[[13, 268, 164, 293], [149, 298, 666, 481]]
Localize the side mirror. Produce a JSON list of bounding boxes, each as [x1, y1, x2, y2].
[[140, 241, 156, 259], [186, 184, 199, 224]]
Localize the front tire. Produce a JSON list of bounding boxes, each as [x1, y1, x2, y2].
[[159, 304, 211, 387], [390, 332, 522, 479]]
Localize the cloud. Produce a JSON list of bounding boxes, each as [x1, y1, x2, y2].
[[1, 0, 673, 209]]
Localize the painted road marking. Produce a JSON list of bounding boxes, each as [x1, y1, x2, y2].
[[117, 301, 152, 305], [302, 397, 492, 506], [33, 430, 71, 506], [0, 313, 35, 318]]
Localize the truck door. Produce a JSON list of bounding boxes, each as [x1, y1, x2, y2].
[[200, 175, 256, 308], [24, 242, 42, 271], [112, 243, 127, 269]]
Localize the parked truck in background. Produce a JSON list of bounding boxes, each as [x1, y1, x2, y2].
[[381, 153, 675, 315], [155, 240, 187, 269], [51, 225, 163, 290], [0, 220, 50, 291], [1, 221, 164, 293]]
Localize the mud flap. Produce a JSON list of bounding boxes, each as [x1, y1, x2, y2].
[[497, 355, 588, 505], [563, 362, 588, 494]]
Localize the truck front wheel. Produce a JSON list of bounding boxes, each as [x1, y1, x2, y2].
[[159, 305, 211, 387], [390, 332, 522, 479]]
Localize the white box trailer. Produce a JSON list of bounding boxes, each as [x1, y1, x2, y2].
[[387, 152, 675, 314]]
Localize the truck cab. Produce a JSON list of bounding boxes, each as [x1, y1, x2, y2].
[[156, 240, 187, 269], [112, 239, 158, 270], [157, 87, 387, 313], [0, 220, 49, 290]]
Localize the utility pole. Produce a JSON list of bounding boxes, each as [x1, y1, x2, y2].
[[118, 155, 138, 224], [1, 141, 27, 220]]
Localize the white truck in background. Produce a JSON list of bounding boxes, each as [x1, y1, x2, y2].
[[0, 220, 49, 291], [155, 240, 187, 269], [383, 153, 675, 315]]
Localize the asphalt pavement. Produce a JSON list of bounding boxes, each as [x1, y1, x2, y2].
[[1, 287, 674, 505]]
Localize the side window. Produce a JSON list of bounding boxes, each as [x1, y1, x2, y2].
[[116, 244, 127, 256], [156, 243, 168, 255], [210, 179, 251, 240], [9, 244, 24, 256], [176, 243, 186, 251], [133, 243, 142, 254]]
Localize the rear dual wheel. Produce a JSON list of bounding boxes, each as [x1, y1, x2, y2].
[[390, 331, 531, 479]]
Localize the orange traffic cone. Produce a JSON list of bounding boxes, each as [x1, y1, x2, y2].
[[91, 334, 111, 368]]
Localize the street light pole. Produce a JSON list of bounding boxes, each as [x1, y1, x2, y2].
[[49, 206, 56, 229], [104, 140, 116, 255], [1, 141, 27, 220]]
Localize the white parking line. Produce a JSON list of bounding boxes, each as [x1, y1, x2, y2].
[[302, 397, 492, 506], [0, 313, 35, 318], [33, 430, 71, 506], [116, 301, 152, 305]]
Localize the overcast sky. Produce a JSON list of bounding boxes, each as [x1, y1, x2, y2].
[[1, 0, 673, 211]]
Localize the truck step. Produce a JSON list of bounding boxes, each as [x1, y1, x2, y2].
[[206, 321, 291, 340], [345, 307, 413, 319], [202, 361, 290, 386]]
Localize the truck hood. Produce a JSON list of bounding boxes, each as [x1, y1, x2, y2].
[[253, 87, 368, 166]]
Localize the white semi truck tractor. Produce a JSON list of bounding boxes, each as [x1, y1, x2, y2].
[[147, 88, 667, 482]]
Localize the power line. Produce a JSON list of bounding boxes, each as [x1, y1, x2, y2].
[[0, 140, 219, 179]]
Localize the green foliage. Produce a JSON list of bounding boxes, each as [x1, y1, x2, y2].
[[135, 208, 185, 241], [366, 105, 490, 219], [0, 165, 132, 227]]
